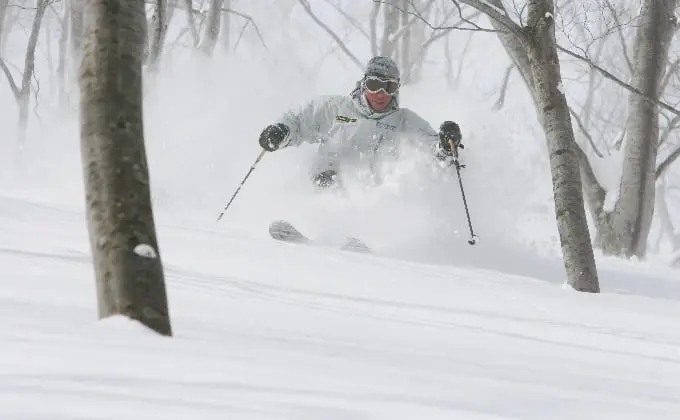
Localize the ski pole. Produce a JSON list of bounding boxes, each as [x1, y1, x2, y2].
[[450, 140, 477, 245], [216, 149, 266, 222]]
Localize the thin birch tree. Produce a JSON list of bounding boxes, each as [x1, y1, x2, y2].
[[79, 0, 172, 335], [455, 0, 600, 292], [0, 0, 48, 143], [580, 0, 679, 258]]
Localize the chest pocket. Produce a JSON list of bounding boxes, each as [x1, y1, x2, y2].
[[326, 115, 361, 147], [371, 119, 401, 158]]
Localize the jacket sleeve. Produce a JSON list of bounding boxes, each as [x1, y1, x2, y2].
[[399, 109, 455, 162], [276, 95, 345, 148]]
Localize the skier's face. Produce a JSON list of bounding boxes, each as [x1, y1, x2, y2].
[[362, 76, 399, 112], [365, 90, 393, 112]]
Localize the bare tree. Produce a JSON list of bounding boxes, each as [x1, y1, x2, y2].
[[54, 2, 70, 106], [198, 0, 223, 56], [79, 0, 172, 335], [380, 0, 400, 58], [0, 0, 8, 54], [652, 179, 680, 255], [0, 0, 20, 55], [399, 0, 412, 82], [577, 0, 679, 258], [70, 0, 85, 59], [369, 0, 380, 55], [147, 0, 172, 72], [456, 0, 600, 292], [221, 0, 231, 51], [0, 0, 48, 143], [182, 0, 199, 47], [368, 1, 480, 85], [298, 0, 363, 69]]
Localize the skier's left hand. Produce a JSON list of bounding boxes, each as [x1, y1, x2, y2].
[[439, 121, 463, 153], [312, 170, 338, 189]]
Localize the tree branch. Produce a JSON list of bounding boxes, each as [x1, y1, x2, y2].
[[575, 143, 607, 230], [373, 0, 495, 33], [659, 58, 680, 96], [387, 0, 436, 43], [297, 0, 363, 70], [452, 0, 680, 117], [492, 64, 513, 111], [602, 0, 633, 73], [557, 45, 680, 117], [568, 105, 604, 158], [420, 10, 483, 50], [659, 114, 680, 147], [220, 7, 268, 51], [656, 112, 680, 179], [453, 0, 525, 38], [656, 145, 680, 179], [323, 0, 370, 40], [0, 57, 20, 100]]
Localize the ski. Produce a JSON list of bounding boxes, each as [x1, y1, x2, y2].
[[269, 220, 310, 244], [269, 220, 372, 253], [340, 237, 372, 253]]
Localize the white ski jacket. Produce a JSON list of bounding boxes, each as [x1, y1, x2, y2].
[[276, 92, 449, 179]]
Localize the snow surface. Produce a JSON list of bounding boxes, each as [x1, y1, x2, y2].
[[2, 190, 680, 419]]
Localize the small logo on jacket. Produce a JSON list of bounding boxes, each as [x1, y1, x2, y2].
[[376, 121, 396, 131], [335, 115, 358, 123]]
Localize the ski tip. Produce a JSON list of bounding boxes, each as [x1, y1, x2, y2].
[[269, 220, 310, 244], [341, 237, 372, 254]]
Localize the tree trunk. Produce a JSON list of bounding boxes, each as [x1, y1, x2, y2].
[[199, 0, 223, 57], [45, 11, 54, 100], [69, 0, 85, 61], [369, 1, 380, 57], [524, 0, 599, 292], [380, 1, 399, 57], [221, 0, 231, 52], [400, 0, 411, 84], [79, 0, 172, 336], [147, 0, 169, 72], [459, 0, 600, 292], [599, 0, 678, 258], [0, 0, 17, 55], [0, 0, 8, 56], [407, 2, 431, 85], [463, 0, 680, 261], [183, 0, 199, 48], [7, 0, 48, 144], [651, 181, 670, 254], [57, 2, 69, 107]]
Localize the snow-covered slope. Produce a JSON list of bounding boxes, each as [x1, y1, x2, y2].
[[1, 193, 680, 420]]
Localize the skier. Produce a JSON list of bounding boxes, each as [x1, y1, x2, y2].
[[257, 56, 464, 189]]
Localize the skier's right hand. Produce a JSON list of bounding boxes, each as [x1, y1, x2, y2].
[[259, 123, 290, 152]]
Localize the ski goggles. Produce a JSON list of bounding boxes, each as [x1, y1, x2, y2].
[[362, 76, 400, 95]]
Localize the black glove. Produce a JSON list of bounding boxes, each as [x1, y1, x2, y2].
[[439, 121, 463, 153], [312, 170, 337, 189], [259, 123, 290, 152]]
